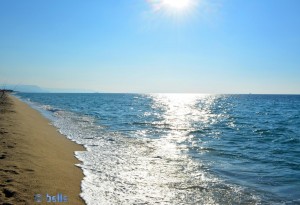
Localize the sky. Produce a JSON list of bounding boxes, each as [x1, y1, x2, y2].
[[0, 0, 300, 94]]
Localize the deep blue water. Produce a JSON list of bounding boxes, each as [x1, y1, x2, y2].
[[17, 93, 300, 204]]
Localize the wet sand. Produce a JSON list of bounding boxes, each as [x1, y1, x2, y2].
[[0, 94, 85, 205]]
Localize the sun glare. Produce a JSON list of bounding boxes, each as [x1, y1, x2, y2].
[[162, 0, 193, 11], [148, 0, 198, 15]]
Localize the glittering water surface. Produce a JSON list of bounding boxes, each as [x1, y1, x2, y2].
[[17, 93, 300, 204]]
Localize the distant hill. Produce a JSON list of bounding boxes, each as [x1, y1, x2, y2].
[[1, 85, 48, 93], [0, 84, 95, 93]]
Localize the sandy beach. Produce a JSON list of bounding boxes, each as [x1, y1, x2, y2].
[[0, 94, 85, 205]]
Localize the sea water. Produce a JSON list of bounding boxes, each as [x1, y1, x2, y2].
[[16, 93, 300, 204]]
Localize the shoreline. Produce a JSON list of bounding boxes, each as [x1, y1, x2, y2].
[[0, 94, 85, 204]]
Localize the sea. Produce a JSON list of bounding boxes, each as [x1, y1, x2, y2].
[[15, 93, 300, 205]]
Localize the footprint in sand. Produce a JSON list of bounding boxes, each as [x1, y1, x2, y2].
[[2, 188, 16, 198]]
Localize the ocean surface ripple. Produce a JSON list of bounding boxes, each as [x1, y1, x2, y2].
[[17, 93, 300, 205]]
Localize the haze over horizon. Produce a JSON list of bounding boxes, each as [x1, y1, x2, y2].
[[1, 0, 300, 94]]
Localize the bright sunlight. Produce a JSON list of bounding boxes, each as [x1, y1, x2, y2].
[[162, 0, 193, 11], [148, 0, 198, 15]]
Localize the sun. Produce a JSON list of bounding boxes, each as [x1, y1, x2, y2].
[[162, 0, 193, 11], [148, 0, 198, 15]]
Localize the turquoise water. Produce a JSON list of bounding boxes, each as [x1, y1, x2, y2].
[[17, 93, 300, 204]]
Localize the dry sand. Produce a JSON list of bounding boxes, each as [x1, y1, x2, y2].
[[0, 94, 85, 205]]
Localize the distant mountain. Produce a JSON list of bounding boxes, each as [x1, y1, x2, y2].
[[1, 85, 48, 93], [0, 84, 95, 93]]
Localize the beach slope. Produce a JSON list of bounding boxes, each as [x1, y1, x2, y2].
[[0, 95, 85, 204]]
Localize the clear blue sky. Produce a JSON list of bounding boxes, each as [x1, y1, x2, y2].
[[0, 0, 299, 93]]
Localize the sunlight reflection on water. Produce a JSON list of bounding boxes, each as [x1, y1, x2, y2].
[[76, 94, 258, 204], [18, 93, 292, 204]]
